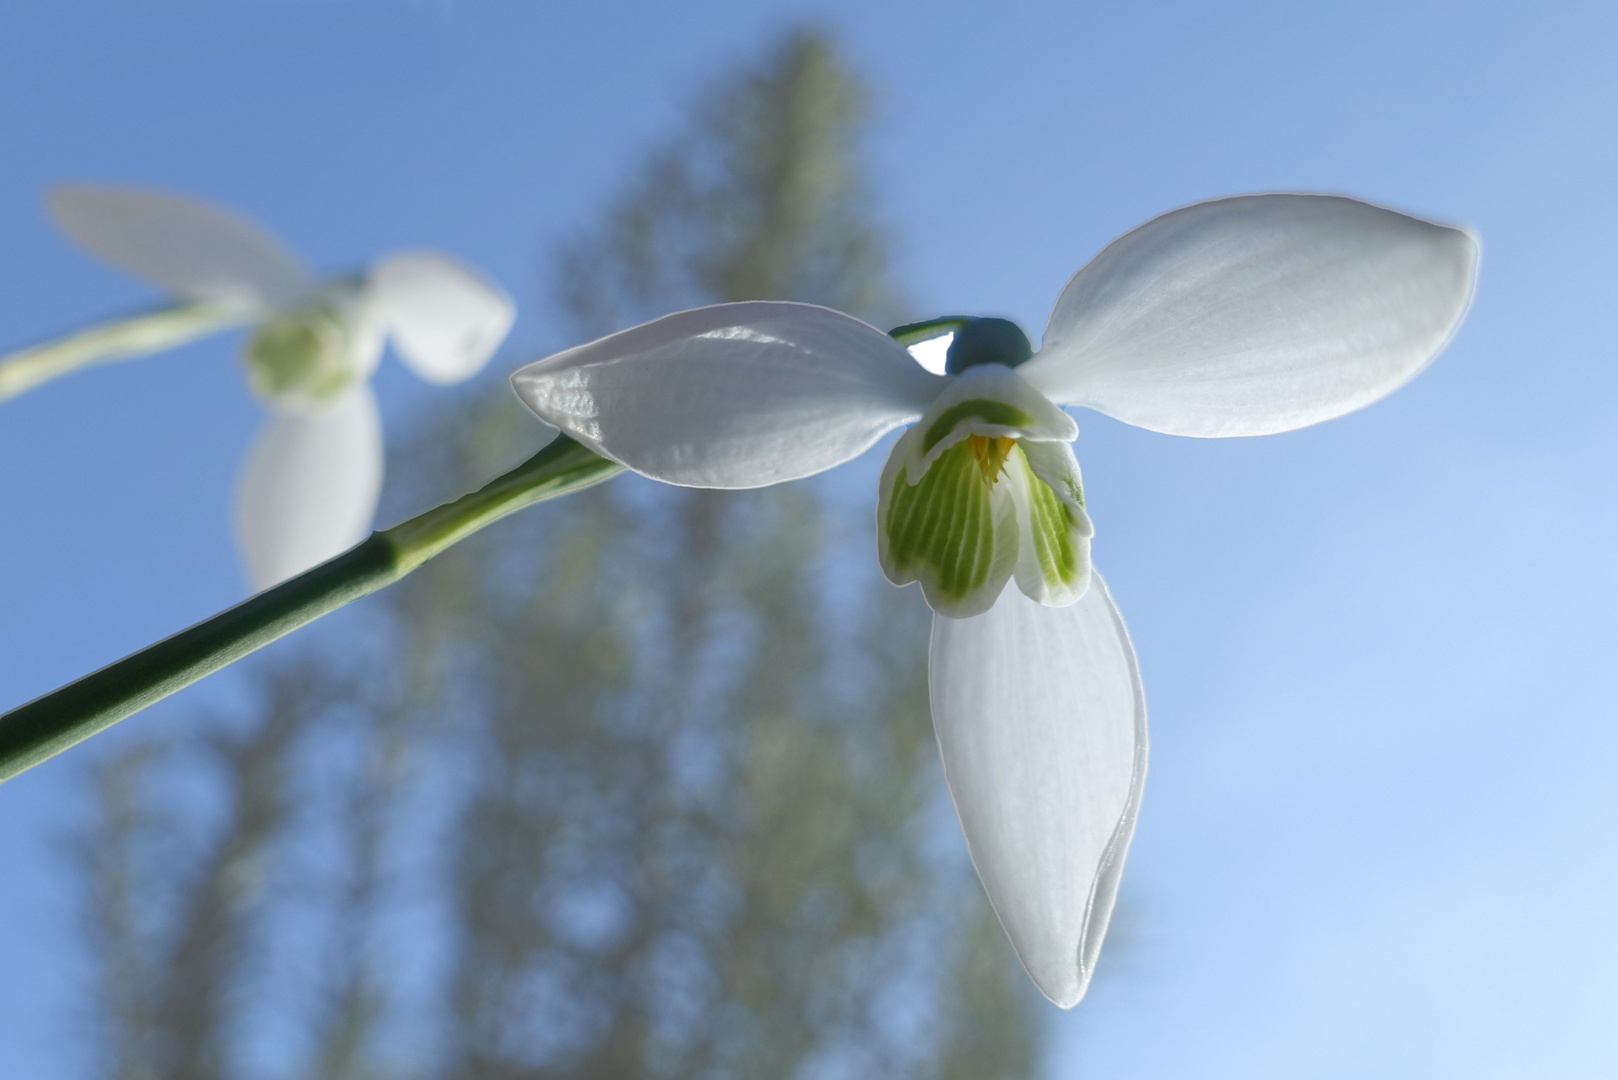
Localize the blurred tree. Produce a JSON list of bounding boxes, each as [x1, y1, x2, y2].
[[556, 29, 899, 335], [73, 30, 1039, 1080]]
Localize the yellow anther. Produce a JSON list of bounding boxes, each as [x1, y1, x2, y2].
[[966, 434, 1017, 482]]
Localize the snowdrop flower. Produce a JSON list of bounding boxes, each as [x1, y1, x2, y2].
[[41, 186, 516, 590], [510, 193, 1477, 1005]]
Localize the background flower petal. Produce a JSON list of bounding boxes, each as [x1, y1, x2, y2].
[[1021, 194, 1479, 437], [510, 301, 945, 488], [234, 385, 384, 591], [930, 574, 1147, 1008], [366, 252, 515, 384], [47, 185, 315, 309]]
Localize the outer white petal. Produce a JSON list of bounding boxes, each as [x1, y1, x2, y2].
[[47, 185, 315, 309], [235, 385, 384, 591], [1020, 194, 1480, 437], [510, 301, 945, 489], [366, 252, 515, 384], [930, 575, 1146, 1008]]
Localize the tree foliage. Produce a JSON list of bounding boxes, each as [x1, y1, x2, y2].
[[75, 31, 1038, 1080]]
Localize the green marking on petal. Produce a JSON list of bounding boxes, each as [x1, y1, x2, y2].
[[920, 398, 1034, 454], [1020, 446, 1085, 589], [884, 438, 1003, 604], [1063, 473, 1085, 508]]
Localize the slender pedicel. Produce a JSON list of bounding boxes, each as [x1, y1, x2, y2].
[[0, 302, 249, 403], [0, 436, 623, 782], [0, 317, 937, 781]]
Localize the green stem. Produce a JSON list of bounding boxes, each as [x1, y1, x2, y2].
[[0, 436, 623, 782], [0, 302, 247, 403], [887, 315, 972, 347]]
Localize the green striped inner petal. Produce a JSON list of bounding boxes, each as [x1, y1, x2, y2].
[[1019, 446, 1086, 590], [884, 438, 1003, 605], [920, 399, 1034, 454]]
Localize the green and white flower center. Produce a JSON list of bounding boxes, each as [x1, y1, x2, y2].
[[876, 362, 1094, 619], [242, 293, 380, 410]]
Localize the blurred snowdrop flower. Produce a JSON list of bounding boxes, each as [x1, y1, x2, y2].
[[511, 193, 1479, 1006], [42, 186, 516, 590]]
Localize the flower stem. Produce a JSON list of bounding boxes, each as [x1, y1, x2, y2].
[[0, 436, 623, 782], [0, 303, 248, 402]]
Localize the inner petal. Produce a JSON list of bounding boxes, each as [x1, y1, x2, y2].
[[1009, 442, 1093, 608], [878, 426, 1019, 619], [877, 363, 1092, 618], [923, 401, 1034, 454], [904, 363, 1078, 478]]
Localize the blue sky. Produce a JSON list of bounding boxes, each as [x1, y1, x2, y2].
[[1, 1, 1615, 1076]]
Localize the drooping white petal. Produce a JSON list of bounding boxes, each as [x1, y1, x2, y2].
[[930, 576, 1147, 1008], [1020, 194, 1480, 437], [235, 386, 384, 591], [510, 301, 945, 489], [366, 252, 515, 384], [47, 185, 315, 309]]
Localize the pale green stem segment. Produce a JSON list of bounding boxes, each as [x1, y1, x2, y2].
[[0, 302, 249, 403], [0, 436, 624, 782]]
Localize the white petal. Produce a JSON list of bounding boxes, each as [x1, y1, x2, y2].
[[1008, 442, 1093, 609], [930, 575, 1147, 1007], [47, 185, 315, 309], [1020, 194, 1480, 437], [234, 386, 384, 591], [366, 252, 515, 384], [510, 301, 945, 488], [1018, 437, 1090, 516]]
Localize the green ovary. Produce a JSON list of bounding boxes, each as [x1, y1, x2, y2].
[[243, 306, 358, 404], [884, 437, 1003, 603]]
